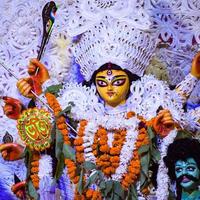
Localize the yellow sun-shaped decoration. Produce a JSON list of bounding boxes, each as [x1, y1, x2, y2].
[[17, 108, 52, 151]]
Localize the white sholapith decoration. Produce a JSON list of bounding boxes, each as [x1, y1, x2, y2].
[[58, 75, 185, 127], [156, 129, 178, 200], [72, 17, 158, 81]]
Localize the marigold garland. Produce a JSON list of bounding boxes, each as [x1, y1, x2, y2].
[[45, 93, 152, 197], [74, 120, 88, 164], [94, 127, 127, 176], [45, 93, 71, 145], [30, 151, 40, 189], [46, 92, 83, 199], [46, 93, 80, 186]]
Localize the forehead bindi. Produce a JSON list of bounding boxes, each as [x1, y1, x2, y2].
[[96, 70, 128, 81]]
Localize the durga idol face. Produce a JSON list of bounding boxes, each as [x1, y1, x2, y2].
[[95, 69, 130, 107]]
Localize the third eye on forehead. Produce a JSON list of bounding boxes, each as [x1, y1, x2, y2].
[[96, 75, 127, 82]]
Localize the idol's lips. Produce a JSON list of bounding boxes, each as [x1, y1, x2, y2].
[[182, 176, 191, 183], [107, 92, 115, 97]]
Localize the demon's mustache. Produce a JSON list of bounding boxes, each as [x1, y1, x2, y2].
[[176, 174, 199, 184]]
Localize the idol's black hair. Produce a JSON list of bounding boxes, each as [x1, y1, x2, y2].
[[82, 63, 140, 87]]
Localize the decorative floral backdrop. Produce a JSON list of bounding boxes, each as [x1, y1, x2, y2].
[[0, 0, 200, 189]]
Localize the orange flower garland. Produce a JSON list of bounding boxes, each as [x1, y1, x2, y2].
[[45, 92, 70, 145], [74, 189, 102, 200], [45, 92, 80, 185], [120, 112, 149, 190], [74, 120, 88, 164], [30, 151, 40, 189], [45, 92, 88, 199], [94, 127, 127, 176], [45, 93, 151, 197]]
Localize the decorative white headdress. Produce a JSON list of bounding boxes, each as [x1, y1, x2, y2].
[[65, 0, 159, 81]]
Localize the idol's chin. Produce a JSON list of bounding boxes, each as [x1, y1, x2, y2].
[[181, 180, 195, 191]]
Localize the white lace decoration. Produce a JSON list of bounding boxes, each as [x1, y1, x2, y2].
[[128, 75, 185, 125], [186, 107, 200, 133], [38, 154, 53, 199], [175, 73, 199, 104], [72, 17, 158, 81], [58, 83, 104, 120], [0, 2, 199, 198], [65, 0, 152, 36], [156, 129, 177, 200], [57, 75, 186, 128]]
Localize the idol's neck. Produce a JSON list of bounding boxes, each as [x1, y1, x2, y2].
[[104, 102, 128, 116]]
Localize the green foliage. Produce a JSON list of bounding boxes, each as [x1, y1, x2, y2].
[[45, 84, 63, 97], [23, 147, 32, 179], [63, 143, 76, 161], [50, 123, 56, 143], [139, 127, 160, 190], [83, 161, 96, 171], [55, 128, 64, 158], [27, 180, 39, 200], [85, 170, 99, 188], [77, 169, 84, 194], [55, 153, 65, 180], [127, 185, 138, 200], [175, 129, 192, 139], [56, 104, 73, 118]]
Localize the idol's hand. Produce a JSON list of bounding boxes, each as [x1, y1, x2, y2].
[[28, 58, 50, 84], [11, 181, 26, 199], [0, 143, 24, 161], [153, 109, 175, 137], [191, 52, 200, 79], [16, 59, 49, 98], [3, 97, 23, 120], [16, 77, 42, 98]]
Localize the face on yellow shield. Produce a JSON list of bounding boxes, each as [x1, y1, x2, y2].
[[95, 69, 130, 107]]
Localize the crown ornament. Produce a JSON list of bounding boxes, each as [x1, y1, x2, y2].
[[64, 0, 159, 81], [71, 17, 158, 81]]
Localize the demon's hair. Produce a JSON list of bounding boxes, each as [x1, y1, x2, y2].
[[164, 138, 200, 181]]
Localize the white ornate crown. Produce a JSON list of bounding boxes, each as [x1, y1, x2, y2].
[[71, 17, 158, 81], [63, 0, 159, 81]]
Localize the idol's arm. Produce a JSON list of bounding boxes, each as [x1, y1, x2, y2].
[[175, 52, 200, 104]]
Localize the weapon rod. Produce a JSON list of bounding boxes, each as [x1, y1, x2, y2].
[[0, 62, 77, 136]]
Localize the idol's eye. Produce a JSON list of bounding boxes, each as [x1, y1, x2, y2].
[[175, 167, 183, 173], [96, 80, 108, 87], [187, 166, 196, 172], [112, 78, 126, 86]]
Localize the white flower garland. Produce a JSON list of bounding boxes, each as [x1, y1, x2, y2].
[[38, 155, 53, 180], [38, 155, 54, 199], [112, 127, 139, 181], [82, 121, 99, 163], [156, 129, 177, 200], [80, 114, 140, 181]]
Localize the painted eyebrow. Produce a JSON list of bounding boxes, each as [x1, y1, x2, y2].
[[96, 76, 107, 79], [175, 165, 182, 167], [96, 75, 127, 79], [186, 163, 197, 165]]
